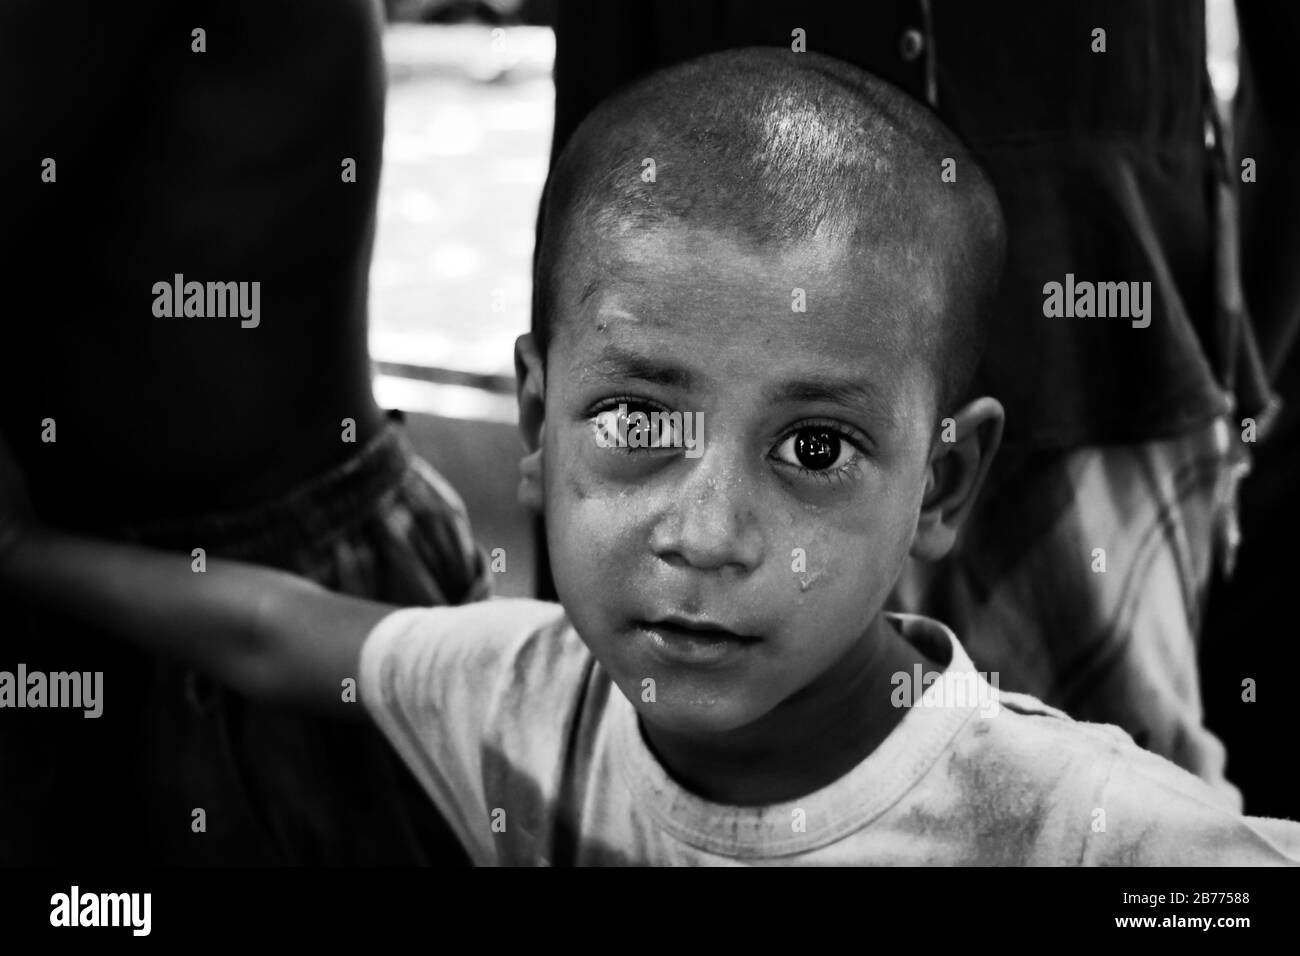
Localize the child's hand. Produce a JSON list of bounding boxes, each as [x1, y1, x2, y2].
[[0, 429, 37, 570]]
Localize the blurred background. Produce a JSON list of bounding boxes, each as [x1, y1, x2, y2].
[[371, 0, 556, 423]]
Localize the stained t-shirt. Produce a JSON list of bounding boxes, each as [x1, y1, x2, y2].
[[359, 598, 1300, 865]]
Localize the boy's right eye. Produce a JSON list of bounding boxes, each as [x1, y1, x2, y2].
[[588, 398, 678, 452]]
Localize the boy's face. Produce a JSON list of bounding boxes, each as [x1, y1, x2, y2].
[[531, 223, 946, 737]]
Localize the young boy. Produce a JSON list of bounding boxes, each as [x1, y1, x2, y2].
[[2, 48, 1297, 865]]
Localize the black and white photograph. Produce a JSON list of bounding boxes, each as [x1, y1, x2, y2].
[[0, 0, 1296, 934]]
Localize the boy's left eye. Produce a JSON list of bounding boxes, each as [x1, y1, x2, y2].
[[771, 426, 861, 472]]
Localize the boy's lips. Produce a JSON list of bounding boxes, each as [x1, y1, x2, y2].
[[635, 616, 760, 667]]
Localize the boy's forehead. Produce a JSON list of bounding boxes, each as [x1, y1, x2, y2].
[[557, 223, 943, 366]]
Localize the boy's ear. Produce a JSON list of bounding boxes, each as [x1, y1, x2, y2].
[[910, 396, 1004, 562], [514, 333, 547, 515]]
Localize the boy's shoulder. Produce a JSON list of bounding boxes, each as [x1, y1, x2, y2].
[[358, 598, 604, 862], [361, 597, 588, 706], [1075, 732, 1300, 865], [892, 615, 1298, 864], [949, 675, 1300, 865]]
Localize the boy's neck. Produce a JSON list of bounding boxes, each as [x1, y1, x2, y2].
[[638, 614, 941, 807]]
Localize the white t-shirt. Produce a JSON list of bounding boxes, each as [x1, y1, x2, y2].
[[359, 597, 1300, 865]]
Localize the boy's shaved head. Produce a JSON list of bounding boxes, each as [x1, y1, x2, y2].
[[534, 47, 1005, 414], [519, 47, 1011, 753]]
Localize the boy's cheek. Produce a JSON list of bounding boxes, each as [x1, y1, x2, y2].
[[557, 456, 665, 528], [550, 482, 650, 580], [778, 528, 901, 631]]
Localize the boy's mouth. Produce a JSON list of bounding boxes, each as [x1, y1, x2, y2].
[[635, 616, 760, 667]]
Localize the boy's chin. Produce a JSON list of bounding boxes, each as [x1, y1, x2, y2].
[[628, 688, 768, 738]]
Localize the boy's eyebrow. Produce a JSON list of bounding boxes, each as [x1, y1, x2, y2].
[[582, 348, 899, 426], [769, 379, 898, 427], [582, 345, 695, 390]]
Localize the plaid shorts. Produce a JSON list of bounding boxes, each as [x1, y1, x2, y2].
[[894, 415, 1243, 809], [0, 410, 491, 864]]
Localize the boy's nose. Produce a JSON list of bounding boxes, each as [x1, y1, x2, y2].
[[649, 448, 763, 574]]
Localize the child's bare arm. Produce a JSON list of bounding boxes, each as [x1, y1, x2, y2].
[[1, 530, 395, 716], [0, 428, 395, 716], [0, 525, 399, 717]]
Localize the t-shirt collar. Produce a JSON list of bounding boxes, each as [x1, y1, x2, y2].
[[612, 612, 993, 858]]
